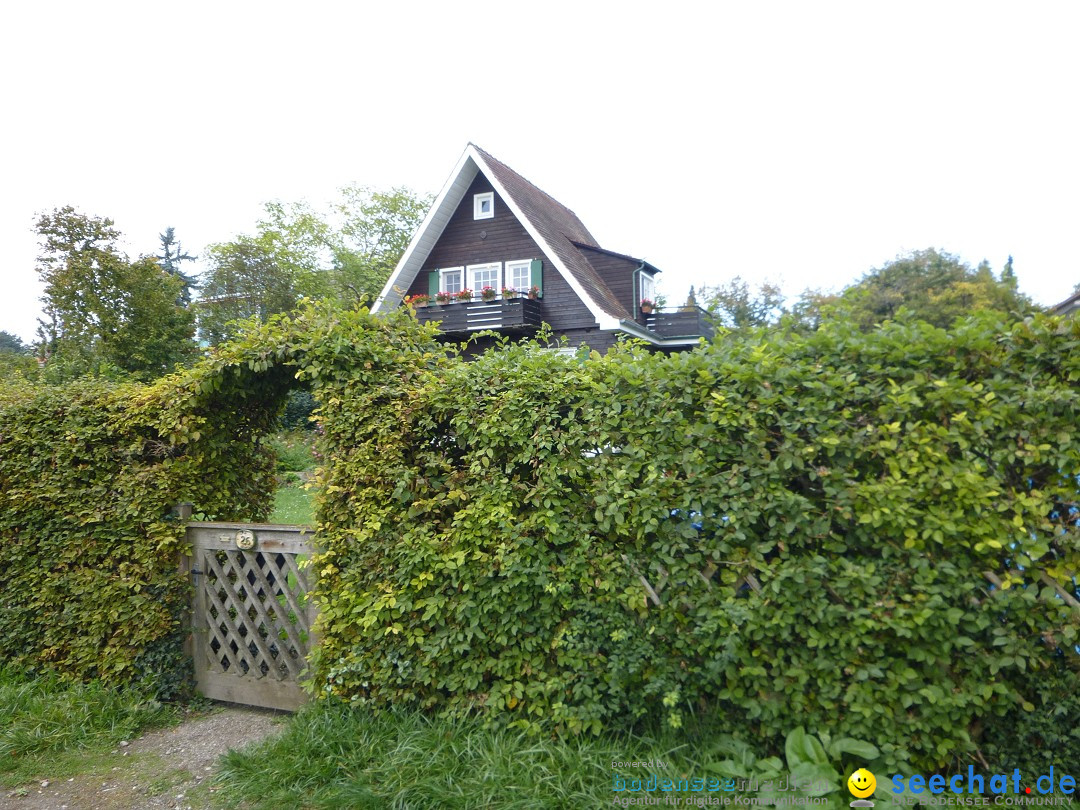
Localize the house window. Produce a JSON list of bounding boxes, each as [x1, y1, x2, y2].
[[473, 192, 494, 220], [505, 260, 531, 293], [640, 272, 656, 305], [440, 267, 463, 294], [468, 263, 500, 297]]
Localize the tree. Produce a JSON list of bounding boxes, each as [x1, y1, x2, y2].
[[785, 288, 840, 331], [196, 185, 431, 345], [197, 236, 298, 345], [157, 227, 198, 306], [0, 330, 36, 379], [697, 250, 1029, 337], [831, 248, 1034, 330], [329, 185, 430, 303], [33, 207, 197, 379], [0, 331, 29, 354], [700, 276, 787, 329], [697, 278, 839, 333], [254, 185, 431, 307]]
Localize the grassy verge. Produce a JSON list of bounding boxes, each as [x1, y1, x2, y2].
[[0, 669, 179, 787], [213, 701, 860, 810], [213, 702, 645, 808]]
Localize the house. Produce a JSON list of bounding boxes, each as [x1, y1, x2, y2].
[[1051, 288, 1080, 317], [371, 144, 713, 353]]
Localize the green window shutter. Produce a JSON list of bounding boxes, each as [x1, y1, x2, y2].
[[529, 260, 543, 298], [428, 270, 440, 297]]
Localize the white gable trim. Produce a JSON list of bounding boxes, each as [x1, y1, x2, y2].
[[374, 144, 620, 330], [372, 148, 479, 312]]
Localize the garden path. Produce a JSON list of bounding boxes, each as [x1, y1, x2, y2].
[[4, 706, 283, 810]]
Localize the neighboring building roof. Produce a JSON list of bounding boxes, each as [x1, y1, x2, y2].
[[1051, 288, 1080, 316], [372, 144, 649, 327]]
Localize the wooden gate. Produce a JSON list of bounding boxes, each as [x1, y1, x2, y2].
[[186, 522, 316, 711]]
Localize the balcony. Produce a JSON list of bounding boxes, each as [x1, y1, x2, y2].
[[644, 307, 715, 341], [414, 297, 543, 336]]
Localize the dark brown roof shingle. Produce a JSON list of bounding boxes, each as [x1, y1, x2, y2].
[[472, 144, 632, 320]]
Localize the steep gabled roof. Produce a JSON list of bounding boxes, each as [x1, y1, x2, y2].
[[473, 145, 600, 248], [372, 144, 631, 324], [471, 147, 630, 320]]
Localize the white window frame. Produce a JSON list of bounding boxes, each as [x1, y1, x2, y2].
[[505, 259, 531, 293], [440, 266, 464, 295], [473, 192, 494, 220], [640, 272, 656, 304], [467, 262, 501, 298]]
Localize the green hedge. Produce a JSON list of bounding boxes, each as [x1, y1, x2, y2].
[[3, 304, 1077, 769], [306, 313, 1080, 770], [979, 661, 1080, 772]]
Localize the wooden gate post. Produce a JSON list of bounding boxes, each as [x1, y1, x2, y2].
[[172, 503, 196, 661]]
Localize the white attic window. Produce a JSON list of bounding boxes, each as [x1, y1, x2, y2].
[[640, 272, 656, 304], [473, 192, 494, 220]]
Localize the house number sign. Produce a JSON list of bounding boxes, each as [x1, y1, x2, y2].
[[234, 529, 256, 550]]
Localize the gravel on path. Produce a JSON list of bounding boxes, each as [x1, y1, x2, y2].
[[3, 705, 285, 810]]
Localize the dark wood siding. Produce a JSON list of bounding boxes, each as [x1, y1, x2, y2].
[[404, 174, 598, 333], [553, 328, 620, 354], [574, 247, 653, 324], [454, 327, 620, 359]]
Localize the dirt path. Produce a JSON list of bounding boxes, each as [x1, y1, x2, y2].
[[3, 705, 284, 810]]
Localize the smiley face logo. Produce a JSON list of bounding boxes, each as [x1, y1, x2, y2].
[[848, 768, 876, 799]]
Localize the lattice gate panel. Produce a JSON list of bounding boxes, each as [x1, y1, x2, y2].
[[188, 524, 316, 711]]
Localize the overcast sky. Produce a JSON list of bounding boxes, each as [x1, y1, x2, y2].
[[2, 1, 1077, 343]]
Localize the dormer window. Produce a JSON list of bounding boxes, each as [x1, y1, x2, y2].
[[473, 192, 494, 220], [640, 272, 656, 306]]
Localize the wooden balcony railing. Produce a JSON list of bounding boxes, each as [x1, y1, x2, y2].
[[644, 307, 715, 341], [414, 297, 543, 335]]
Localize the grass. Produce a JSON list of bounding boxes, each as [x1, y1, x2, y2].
[[211, 701, 768, 809], [269, 428, 317, 525], [270, 483, 315, 525], [0, 674, 866, 808], [0, 668, 178, 787]]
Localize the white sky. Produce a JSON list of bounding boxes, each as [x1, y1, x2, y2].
[[2, 0, 1077, 343]]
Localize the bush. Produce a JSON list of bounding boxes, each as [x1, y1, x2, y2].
[[279, 389, 317, 430], [980, 662, 1080, 771], [305, 313, 1080, 770], [4, 302, 1077, 769], [270, 430, 316, 472]]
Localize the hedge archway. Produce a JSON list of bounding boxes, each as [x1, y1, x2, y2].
[[0, 303, 439, 697]]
